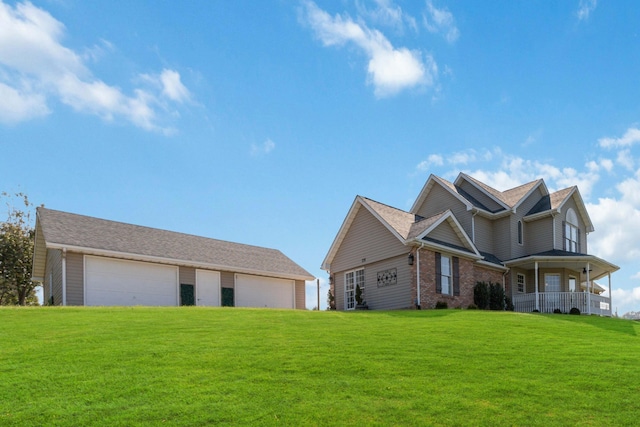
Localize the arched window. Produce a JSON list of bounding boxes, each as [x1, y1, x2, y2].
[[564, 208, 580, 253], [517, 220, 523, 245]]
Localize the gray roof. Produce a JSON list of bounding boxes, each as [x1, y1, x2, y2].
[[36, 207, 314, 281]]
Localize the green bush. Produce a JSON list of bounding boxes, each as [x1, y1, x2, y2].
[[473, 282, 490, 310], [435, 301, 448, 309], [467, 303, 478, 310], [570, 307, 581, 315], [553, 308, 562, 314], [489, 283, 505, 311], [504, 296, 514, 311]]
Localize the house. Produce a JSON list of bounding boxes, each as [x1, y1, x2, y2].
[[322, 173, 619, 314], [32, 208, 314, 308]]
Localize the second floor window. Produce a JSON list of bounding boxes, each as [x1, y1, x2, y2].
[[564, 208, 580, 253], [517, 220, 523, 245]]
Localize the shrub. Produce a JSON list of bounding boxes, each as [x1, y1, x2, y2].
[[473, 282, 490, 310], [355, 284, 363, 305], [504, 296, 515, 311], [489, 283, 505, 311], [532, 309, 540, 313], [570, 307, 581, 315], [435, 301, 448, 309], [467, 303, 478, 310], [553, 308, 562, 314]]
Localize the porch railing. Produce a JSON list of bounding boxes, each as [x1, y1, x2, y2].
[[512, 292, 611, 316]]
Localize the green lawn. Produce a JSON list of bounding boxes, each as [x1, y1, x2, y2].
[[1, 308, 638, 426]]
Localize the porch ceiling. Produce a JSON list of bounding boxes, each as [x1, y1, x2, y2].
[[504, 251, 619, 282]]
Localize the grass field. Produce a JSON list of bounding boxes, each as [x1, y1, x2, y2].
[[1, 307, 639, 426]]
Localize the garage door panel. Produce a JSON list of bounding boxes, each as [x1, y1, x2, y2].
[[85, 257, 178, 306], [235, 274, 294, 309]]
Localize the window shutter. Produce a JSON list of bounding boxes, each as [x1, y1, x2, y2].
[[435, 252, 442, 294], [453, 257, 460, 296]]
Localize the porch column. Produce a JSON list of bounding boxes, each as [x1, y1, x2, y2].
[[608, 272, 612, 316], [586, 262, 591, 315], [534, 261, 539, 311]]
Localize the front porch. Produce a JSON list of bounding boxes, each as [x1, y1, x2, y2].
[[513, 291, 611, 315]]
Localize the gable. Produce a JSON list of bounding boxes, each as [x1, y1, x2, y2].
[[427, 220, 467, 249], [329, 204, 408, 273], [455, 179, 506, 213], [412, 178, 470, 219]]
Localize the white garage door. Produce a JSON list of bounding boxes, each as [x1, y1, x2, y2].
[[235, 274, 295, 309], [195, 270, 220, 306], [85, 256, 178, 306]]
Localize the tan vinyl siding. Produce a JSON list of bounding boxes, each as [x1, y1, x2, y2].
[[510, 216, 528, 260], [221, 271, 234, 289], [526, 216, 554, 254], [65, 252, 84, 306], [414, 184, 473, 239], [44, 249, 63, 306], [457, 180, 504, 212], [331, 206, 407, 274], [493, 217, 512, 261], [179, 266, 196, 285], [363, 255, 413, 310], [473, 215, 494, 254], [429, 221, 464, 247], [295, 280, 305, 310], [334, 272, 345, 310]]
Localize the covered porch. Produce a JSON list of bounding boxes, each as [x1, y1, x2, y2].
[[505, 250, 619, 316]]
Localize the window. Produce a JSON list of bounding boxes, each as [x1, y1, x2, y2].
[[545, 274, 561, 292], [345, 268, 364, 310], [436, 253, 459, 296], [441, 255, 452, 295], [564, 208, 580, 253], [517, 220, 523, 245], [517, 273, 525, 293], [569, 277, 576, 292]]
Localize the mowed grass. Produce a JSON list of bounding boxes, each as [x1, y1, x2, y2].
[[1, 308, 639, 426]]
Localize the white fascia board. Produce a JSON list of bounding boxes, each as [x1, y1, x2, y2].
[[476, 259, 509, 271], [410, 175, 473, 214], [411, 238, 482, 260], [46, 242, 315, 282], [523, 209, 557, 222], [455, 173, 510, 211], [321, 197, 362, 271], [511, 180, 547, 213], [415, 210, 481, 257]]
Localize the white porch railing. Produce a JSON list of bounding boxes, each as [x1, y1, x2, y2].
[[512, 292, 611, 316]]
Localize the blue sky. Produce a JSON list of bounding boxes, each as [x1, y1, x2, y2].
[[2, 0, 640, 313]]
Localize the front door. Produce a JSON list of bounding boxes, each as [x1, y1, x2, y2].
[[180, 284, 195, 306]]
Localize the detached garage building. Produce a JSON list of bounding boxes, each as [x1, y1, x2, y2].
[[32, 208, 314, 308]]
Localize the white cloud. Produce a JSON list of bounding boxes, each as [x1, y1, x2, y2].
[[423, 0, 459, 43], [416, 154, 444, 172], [356, 0, 417, 33], [577, 0, 597, 21], [612, 286, 640, 316], [159, 69, 191, 103], [0, 1, 190, 133], [251, 138, 276, 156], [0, 80, 49, 123], [302, 0, 435, 97], [598, 127, 640, 148]]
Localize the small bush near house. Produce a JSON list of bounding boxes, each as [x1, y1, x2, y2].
[[553, 308, 562, 314], [435, 301, 448, 309], [473, 282, 490, 309], [532, 309, 540, 313], [467, 304, 478, 310], [570, 307, 581, 315], [504, 296, 515, 311], [489, 283, 505, 311]]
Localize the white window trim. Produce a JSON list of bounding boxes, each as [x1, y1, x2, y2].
[[517, 273, 526, 293], [441, 254, 452, 296], [344, 268, 364, 310]]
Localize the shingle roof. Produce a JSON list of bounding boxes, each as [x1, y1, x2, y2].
[[360, 198, 415, 240], [36, 207, 314, 281], [460, 174, 541, 208]]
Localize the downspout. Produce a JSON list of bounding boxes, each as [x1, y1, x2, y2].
[[62, 248, 67, 306], [471, 210, 478, 243], [416, 242, 425, 309], [502, 267, 510, 310], [534, 261, 539, 311]]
